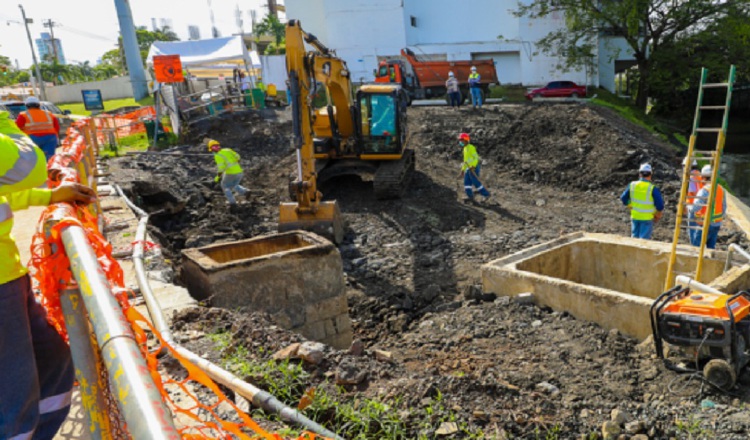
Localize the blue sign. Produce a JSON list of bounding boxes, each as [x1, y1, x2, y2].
[[81, 89, 104, 111]]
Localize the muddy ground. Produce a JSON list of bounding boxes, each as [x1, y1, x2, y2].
[[109, 103, 750, 439]]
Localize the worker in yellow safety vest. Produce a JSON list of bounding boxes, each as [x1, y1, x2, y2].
[[620, 163, 665, 239], [458, 132, 490, 202], [0, 111, 96, 439], [688, 165, 726, 249], [209, 139, 249, 206]]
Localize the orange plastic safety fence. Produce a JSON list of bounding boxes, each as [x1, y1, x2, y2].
[[28, 118, 334, 440]]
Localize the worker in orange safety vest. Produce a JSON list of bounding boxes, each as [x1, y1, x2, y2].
[[15, 96, 60, 162]]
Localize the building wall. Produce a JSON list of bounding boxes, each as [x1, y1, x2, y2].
[[286, 0, 633, 88], [598, 36, 635, 93], [45, 76, 135, 104]]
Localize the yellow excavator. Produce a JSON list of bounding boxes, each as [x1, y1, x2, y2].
[[279, 20, 414, 244]]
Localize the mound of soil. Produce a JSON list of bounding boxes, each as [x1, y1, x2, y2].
[[110, 103, 750, 438]]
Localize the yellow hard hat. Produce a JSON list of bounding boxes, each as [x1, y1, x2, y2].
[[207, 139, 220, 151]]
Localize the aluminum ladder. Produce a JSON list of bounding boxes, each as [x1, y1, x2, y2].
[[664, 65, 736, 291]]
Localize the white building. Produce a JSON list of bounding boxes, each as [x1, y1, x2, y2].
[[285, 0, 635, 91]]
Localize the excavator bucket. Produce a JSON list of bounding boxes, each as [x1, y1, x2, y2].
[[279, 201, 345, 245]]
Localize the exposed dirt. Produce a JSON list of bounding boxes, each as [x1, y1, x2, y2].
[[109, 103, 750, 439]]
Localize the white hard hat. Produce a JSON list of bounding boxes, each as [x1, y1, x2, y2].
[[682, 157, 698, 167], [25, 96, 40, 105], [639, 163, 652, 174], [470, 66, 477, 71], [701, 164, 713, 177], [448, 71, 454, 77]]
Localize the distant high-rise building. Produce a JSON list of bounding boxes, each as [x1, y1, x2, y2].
[[188, 25, 201, 40], [159, 18, 174, 31], [151, 18, 158, 31], [35, 32, 66, 65]]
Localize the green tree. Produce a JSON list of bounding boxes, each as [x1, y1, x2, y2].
[[135, 26, 180, 62], [648, 5, 750, 116], [515, 0, 741, 110], [255, 14, 285, 54]]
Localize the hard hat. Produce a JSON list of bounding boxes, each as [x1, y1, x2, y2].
[[701, 164, 713, 177], [458, 133, 470, 142], [682, 157, 698, 167], [207, 139, 221, 152], [25, 96, 40, 105], [470, 66, 477, 72], [639, 163, 652, 174], [448, 71, 454, 77]]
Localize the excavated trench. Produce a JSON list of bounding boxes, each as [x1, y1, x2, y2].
[[112, 103, 750, 438]]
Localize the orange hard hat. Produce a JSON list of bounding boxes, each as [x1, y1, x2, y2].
[[458, 133, 470, 142]]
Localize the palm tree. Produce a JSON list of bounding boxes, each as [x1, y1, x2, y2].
[[254, 14, 285, 54]]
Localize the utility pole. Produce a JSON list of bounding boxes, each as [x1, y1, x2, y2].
[[113, 0, 148, 100], [43, 19, 59, 64], [19, 4, 46, 100], [207, 0, 219, 38]]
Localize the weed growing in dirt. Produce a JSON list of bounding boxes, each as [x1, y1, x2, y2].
[[675, 415, 715, 439]]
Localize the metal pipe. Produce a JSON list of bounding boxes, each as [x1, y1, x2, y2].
[[675, 275, 724, 295], [53, 209, 180, 439], [725, 243, 750, 272], [114, 185, 344, 440], [60, 286, 113, 439]]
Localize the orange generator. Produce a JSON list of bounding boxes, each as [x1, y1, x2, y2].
[[651, 287, 750, 389]]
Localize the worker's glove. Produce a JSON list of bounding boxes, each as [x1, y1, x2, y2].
[[654, 212, 663, 223], [460, 171, 465, 178], [214, 174, 221, 183]]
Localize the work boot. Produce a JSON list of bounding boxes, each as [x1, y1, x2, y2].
[[463, 196, 474, 203]]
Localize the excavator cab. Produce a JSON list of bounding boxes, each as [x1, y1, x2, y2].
[[357, 86, 407, 155]]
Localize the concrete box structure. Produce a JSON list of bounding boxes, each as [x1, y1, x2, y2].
[[181, 231, 352, 349], [482, 233, 750, 340]]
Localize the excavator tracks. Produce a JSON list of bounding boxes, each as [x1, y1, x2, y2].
[[373, 149, 415, 200]]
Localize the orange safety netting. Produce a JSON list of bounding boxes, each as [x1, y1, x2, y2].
[[91, 106, 171, 142], [27, 118, 332, 440]]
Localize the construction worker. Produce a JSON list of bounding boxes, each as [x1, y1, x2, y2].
[[683, 157, 702, 244], [15, 96, 60, 162], [389, 66, 396, 83], [458, 132, 490, 202], [0, 111, 95, 439], [468, 66, 482, 109], [446, 71, 461, 109], [620, 163, 664, 239], [209, 139, 248, 206], [689, 165, 726, 249]]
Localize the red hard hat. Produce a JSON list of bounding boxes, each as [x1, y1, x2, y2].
[[458, 133, 470, 142]]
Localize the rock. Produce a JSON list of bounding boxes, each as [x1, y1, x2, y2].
[[335, 359, 367, 385], [514, 292, 535, 305], [271, 343, 301, 361], [421, 284, 441, 302], [535, 381, 560, 396], [374, 349, 393, 362], [531, 320, 543, 328], [611, 408, 630, 426], [602, 421, 622, 440], [463, 284, 483, 301], [472, 409, 488, 420], [535, 199, 546, 206], [435, 422, 459, 436], [631, 435, 649, 440], [700, 399, 716, 409], [348, 339, 364, 356], [580, 409, 590, 418], [624, 420, 643, 434], [297, 341, 326, 365], [387, 315, 408, 332]]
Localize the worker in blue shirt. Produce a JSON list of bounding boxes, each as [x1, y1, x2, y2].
[[620, 163, 664, 239]]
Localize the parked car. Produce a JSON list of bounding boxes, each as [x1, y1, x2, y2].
[[525, 81, 587, 100], [0, 100, 76, 136]]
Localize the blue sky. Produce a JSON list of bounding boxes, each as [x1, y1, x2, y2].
[[1, 0, 278, 68]]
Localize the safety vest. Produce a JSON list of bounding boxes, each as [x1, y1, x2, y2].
[[469, 72, 480, 88], [686, 170, 702, 205], [0, 128, 50, 286], [629, 180, 656, 221], [462, 143, 480, 171], [215, 148, 243, 175], [20, 108, 57, 136], [697, 184, 725, 223]]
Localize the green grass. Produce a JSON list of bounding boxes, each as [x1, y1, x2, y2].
[[58, 96, 155, 116], [489, 84, 527, 102]]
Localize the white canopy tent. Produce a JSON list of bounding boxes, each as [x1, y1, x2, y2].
[[146, 36, 261, 79]]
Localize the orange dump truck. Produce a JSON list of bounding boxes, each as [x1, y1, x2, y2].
[[374, 48, 498, 104]]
